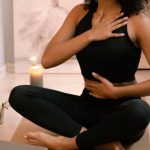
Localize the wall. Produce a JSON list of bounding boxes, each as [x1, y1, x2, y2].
[[0, 0, 149, 74], [0, 0, 5, 69], [13, 0, 83, 73], [3, 0, 14, 72]]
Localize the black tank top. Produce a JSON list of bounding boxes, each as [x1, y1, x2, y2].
[[75, 11, 141, 83]]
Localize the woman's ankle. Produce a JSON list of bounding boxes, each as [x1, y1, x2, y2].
[[59, 136, 79, 150]]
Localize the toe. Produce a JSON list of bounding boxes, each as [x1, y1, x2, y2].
[[24, 132, 39, 140]]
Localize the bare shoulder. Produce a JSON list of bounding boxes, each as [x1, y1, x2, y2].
[[128, 13, 150, 63], [68, 4, 87, 24], [130, 13, 150, 23], [128, 13, 150, 38], [70, 4, 85, 14], [72, 4, 89, 25]]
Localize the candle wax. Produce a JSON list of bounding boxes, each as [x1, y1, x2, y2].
[[29, 65, 43, 87]]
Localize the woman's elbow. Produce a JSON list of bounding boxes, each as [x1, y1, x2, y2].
[[41, 58, 49, 69], [41, 57, 55, 69]]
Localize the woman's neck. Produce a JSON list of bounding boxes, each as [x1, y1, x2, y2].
[[97, 0, 121, 15]]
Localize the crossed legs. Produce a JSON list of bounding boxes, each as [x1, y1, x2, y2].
[[9, 85, 150, 149]]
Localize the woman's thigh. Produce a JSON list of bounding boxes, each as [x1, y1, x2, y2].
[[76, 98, 150, 148], [118, 98, 150, 128], [116, 98, 150, 144], [9, 85, 99, 128]]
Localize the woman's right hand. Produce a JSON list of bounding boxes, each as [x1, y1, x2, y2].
[[88, 11, 128, 41]]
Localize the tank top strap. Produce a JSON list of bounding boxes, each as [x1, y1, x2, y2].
[[77, 10, 93, 26]]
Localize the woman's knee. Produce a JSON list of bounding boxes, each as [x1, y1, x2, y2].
[[9, 85, 30, 109], [121, 99, 150, 128]]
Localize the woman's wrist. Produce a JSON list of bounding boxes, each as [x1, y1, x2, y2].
[[113, 85, 137, 99], [113, 87, 123, 99], [85, 30, 95, 42]]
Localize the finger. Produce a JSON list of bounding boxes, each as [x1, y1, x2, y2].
[[85, 81, 98, 88], [95, 11, 104, 21], [93, 11, 104, 25], [85, 84, 98, 92], [98, 11, 104, 22], [111, 17, 128, 27], [111, 21, 128, 31], [85, 85, 94, 91], [92, 72, 105, 82], [88, 89, 98, 94], [111, 33, 125, 37], [85, 84, 94, 90], [89, 93, 102, 99], [85, 80, 99, 85], [92, 72, 112, 86], [85, 84, 100, 92], [106, 13, 124, 24], [85, 81, 99, 87]]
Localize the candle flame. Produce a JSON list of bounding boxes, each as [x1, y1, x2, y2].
[[30, 56, 37, 66]]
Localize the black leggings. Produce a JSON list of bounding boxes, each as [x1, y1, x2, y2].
[[9, 85, 150, 149]]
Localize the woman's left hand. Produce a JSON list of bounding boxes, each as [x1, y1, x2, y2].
[[85, 72, 118, 99]]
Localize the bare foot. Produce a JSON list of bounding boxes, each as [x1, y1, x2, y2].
[[95, 142, 126, 150], [24, 132, 78, 150]]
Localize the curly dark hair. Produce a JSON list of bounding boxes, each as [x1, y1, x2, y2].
[[84, 0, 149, 16]]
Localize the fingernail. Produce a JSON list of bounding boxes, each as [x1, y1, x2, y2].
[[92, 72, 96, 76]]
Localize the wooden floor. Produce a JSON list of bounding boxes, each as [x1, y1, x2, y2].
[[0, 71, 150, 143]]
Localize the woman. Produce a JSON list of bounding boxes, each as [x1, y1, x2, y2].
[[9, 0, 150, 150]]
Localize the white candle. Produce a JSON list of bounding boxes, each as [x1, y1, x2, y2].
[[29, 65, 43, 87]]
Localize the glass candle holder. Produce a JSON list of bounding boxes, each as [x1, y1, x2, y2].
[[29, 64, 43, 87]]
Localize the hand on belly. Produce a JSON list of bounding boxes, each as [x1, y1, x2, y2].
[[84, 72, 118, 99], [84, 72, 136, 99]]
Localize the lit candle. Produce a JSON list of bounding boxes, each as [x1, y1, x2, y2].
[[29, 57, 43, 87], [29, 65, 43, 87]]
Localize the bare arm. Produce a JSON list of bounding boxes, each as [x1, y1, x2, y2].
[[42, 5, 128, 69], [41, 5, 92, 68], [115, 14, 150, 98], [85, 14, 150, 99]]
